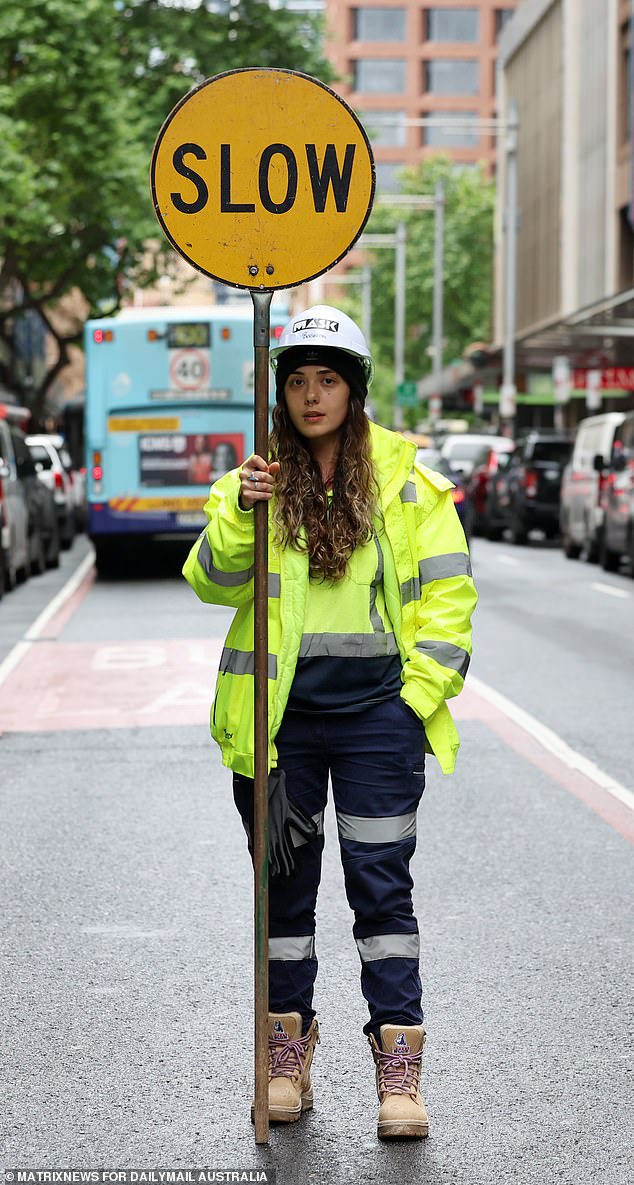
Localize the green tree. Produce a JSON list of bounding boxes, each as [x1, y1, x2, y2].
[[0, 0, 333, 422], [346, 156, 495, 427]]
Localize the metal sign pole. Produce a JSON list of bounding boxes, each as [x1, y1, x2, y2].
[[151, 67, 375, 1149], [251, 288, 273, 1145]]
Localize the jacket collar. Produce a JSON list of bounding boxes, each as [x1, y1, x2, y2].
[[369, 421, 417, 508]]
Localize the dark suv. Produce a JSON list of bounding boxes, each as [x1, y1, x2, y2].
[[488, 431, 574, 544]]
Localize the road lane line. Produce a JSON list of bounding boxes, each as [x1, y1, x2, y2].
[[497, 554, 520, 566], [468, 673, 634, 813], [590, 581, 631, 600], [0, 551, 95, 692]]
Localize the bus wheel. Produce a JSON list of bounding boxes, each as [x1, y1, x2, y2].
[[94, 539, 116, 578]]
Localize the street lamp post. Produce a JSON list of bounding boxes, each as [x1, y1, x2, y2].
[[500, 101, 519, 436], [367, 115, 519, 431], [431, 181, 445, 423]]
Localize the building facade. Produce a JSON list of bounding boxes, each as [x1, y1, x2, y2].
[[495, 0, 634, 420], [326, 0, 518, 189]]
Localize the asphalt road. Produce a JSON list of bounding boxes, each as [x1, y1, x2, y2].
[[1, 533, 632, 1185]]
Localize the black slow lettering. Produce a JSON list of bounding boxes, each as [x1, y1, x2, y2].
[[171, 143, 208, 214], [258, 144, 298, 214], [220, 144, 256, 212], [306, 143, 356, 213]]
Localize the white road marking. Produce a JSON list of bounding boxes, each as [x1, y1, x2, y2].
[[497, 554, 520, 566], [0, 550, 94, 690], [469, 674, 634, 813], [590, 581, 630, 600]]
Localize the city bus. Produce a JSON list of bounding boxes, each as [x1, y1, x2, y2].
[[84, 301, 288, 573]]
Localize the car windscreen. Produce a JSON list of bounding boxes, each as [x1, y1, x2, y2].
[[28, 445, 53, 470]]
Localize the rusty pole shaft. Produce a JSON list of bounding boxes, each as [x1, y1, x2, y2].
[[251, 289, 273, 1145]]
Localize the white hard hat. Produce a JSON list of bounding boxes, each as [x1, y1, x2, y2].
[[270, 305, 374, 387]]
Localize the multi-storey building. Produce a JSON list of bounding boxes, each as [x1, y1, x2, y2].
[[326, 0, 519, 189], [494, 0, 634, 421]]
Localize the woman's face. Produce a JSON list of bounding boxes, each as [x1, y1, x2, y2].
[[283, 365, 351, 448]]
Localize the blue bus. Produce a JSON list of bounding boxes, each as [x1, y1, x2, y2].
[[84, 302, 287, 573]]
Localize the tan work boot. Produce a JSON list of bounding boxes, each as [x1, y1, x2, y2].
[[369, 1024, 429, 1139], [251, 1012, 319, 1124]]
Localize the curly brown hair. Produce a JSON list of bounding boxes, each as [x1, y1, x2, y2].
[[269, 395, 378, 581]]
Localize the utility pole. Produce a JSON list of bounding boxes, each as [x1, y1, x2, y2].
[[501, 101, 519, 436], [394, 221, 407, 429], [430, 182, 445, 424]]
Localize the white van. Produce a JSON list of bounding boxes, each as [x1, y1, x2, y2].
[[559, 411, 626, 560]]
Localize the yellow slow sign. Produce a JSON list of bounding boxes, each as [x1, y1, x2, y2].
[[150, 69, 375, 290]]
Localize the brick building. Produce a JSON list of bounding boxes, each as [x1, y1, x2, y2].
[[325, 0, 519, 189]]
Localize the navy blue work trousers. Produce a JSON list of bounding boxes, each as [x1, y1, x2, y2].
[[233, 695, 426, 1037]]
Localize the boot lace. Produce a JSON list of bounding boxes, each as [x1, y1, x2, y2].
[[268, 1029, 315, 1083], [374, 1046, 423, 1098]]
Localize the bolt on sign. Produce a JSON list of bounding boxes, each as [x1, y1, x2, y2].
[[150, 68, 375, 290]]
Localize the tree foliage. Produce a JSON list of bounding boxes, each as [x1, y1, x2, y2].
[[0, 0, 333, 420], [344, 157, 495, 426]]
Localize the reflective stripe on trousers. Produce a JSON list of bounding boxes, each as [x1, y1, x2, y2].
[[232, 695, 426, 1036]]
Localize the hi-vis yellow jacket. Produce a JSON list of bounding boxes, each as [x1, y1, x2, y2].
[[183, 421, 477, 777]]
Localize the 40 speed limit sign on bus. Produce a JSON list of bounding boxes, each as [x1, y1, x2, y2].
[[150, 68, 375, 289]]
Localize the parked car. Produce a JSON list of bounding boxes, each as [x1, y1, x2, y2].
[[25, 433, 76, 549], [464, 438, 515, 536], [0, 407, 30, 590], [491, 431, 573, 544], [415, 446, 443, 469], [10, 426, 61, 573], [416, 450, 473, 541], [599, 411, 634, 575], [439, 433, 510, 478], [560, 412, 626, 560]]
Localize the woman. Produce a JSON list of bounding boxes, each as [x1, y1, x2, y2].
[[183, 305, 477, 1140]]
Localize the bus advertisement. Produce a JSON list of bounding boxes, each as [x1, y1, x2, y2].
[[84, 302, 287, 573]]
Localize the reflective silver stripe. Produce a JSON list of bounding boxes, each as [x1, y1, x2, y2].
[[290, 810, 325, 849], [400, 479, 417, 503], [401, 576, 421, 606], [416, 640, 470, 677], [369, 534, 385, 634], [269, 936, 316, 961], [419, 553, 472, 584], [198, 536, 253, 586], [337, 811, 417, 843], [219, 647, 277, 679], [298, 632, 400, 658], [356, 933, 420, 963], [268, 572, 281, 598]]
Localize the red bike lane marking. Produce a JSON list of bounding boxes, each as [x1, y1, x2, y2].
[[0, 638, 223, 731], [1, 555, 631, 844], [454, 687, 634, 845]]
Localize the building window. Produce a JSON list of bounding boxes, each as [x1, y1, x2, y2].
[[354, 59, 406, 93], [374, 162, 405, 192], [495, 9, 515, 36], [425, 59, 480, 96], [362, 110, 407, 147], [355, 8, 406, 42], [423, 110, 480, 148], [426, 7, 480, 42]]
